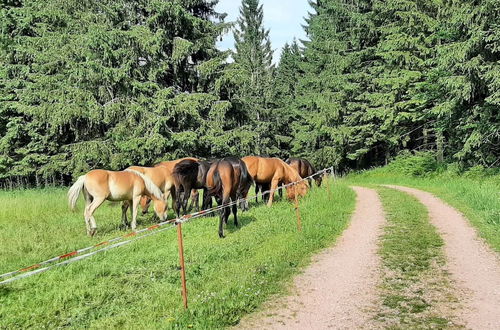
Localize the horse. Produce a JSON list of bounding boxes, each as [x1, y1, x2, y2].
[[286, 157, 322, 187], [205, 158, 252, 238], [223, 157, 253, 211], [138, 157, 199, 216], [242, 156, 309, 206], [171, 159, 214, 217], [187, 160, 213, 212], [67, 169, 166, 236]]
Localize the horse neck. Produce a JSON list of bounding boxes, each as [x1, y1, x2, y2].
[[283, 165, 301, 184]]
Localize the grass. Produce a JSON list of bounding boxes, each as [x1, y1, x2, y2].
[[374, 187, 457, 329], [347, 169, 500, 252], [0, 180, 355, 328]]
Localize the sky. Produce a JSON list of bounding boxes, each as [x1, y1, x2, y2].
[[215, 0, 312, 63]]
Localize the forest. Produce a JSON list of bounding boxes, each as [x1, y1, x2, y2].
[[1, 0, 499, 187]]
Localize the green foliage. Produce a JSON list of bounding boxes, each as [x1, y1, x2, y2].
[[0, 0, 498, 185], [0, 0, 232, 184], [287, 0, 499, 169], [385, 151, 438, 177]]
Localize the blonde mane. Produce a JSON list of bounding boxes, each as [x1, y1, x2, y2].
[[125, 169, 163, 200]]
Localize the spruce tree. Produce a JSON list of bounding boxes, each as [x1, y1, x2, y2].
[[231, 0, 275, 155], [0, 0, 230, 185]]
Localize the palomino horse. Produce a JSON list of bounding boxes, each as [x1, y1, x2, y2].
[[68, 169, 166, 236], [205, 158, 252, 238], [242, 156, 309, 206]]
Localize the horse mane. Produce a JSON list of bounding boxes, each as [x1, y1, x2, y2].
[[125, 169, 163, 200]]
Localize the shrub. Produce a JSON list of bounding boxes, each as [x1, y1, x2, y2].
[[386, 152, 438, 177]]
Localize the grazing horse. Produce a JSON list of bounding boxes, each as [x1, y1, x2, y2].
[[138, 157, 199, 216], [172, 159, 213, 217], [286, 157, 322, 187], [67, 169, 166, 236], [224, 157, 254, 210], [187, 160, 213, 212], [242, 156, 309, 206], [206, 158, 252, 238]]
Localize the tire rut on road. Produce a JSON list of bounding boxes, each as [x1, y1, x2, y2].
[[384, 185, 500, 330]]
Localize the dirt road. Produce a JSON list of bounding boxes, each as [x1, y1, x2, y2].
[[238, 187, 385, 329], [385, 185, 500, 330]]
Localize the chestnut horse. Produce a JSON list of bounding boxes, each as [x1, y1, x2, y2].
[[206, 158, 252, 238], [242, 156, 309, 206], [68, 169, 166, 236]]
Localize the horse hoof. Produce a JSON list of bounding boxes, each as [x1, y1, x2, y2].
[[219, 233, 225, 238], [89, 228, 97, 237]]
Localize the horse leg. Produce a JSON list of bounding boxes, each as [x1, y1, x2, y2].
[[130, 195, 141, 231], [174, 186, 182, 218], [201, 188, 209, 210], [262, 183, 270, 203], [191, 189, 199, 212], [121, 200, 130, 228], [254, 184, 259, 202], [232, 200, 238, 227], [163, 189, 171, 220], [83, 188, 92, 234], [85, 197, 105, 236], [219, 196, 230, 238], [182, 185, 191, 215], [266, 179, 279, 207]]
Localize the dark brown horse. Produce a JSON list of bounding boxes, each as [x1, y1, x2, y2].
[[205, 158, 253, 238], [286, 157, 322, 187], [172, 159, 213, 217]]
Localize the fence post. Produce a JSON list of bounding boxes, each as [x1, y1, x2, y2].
[[325, 170, 332, 200], [177, 222, 188, 309], [294, 184, 302, 232]]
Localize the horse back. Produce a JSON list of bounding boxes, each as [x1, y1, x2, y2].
[[86, 169, 141, 201]]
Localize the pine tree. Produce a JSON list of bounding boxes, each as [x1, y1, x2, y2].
[[430, 0, 500, 166], [0, 0, 231, 185], [271, 41, 302, 157], [231, 0, 275, 155]]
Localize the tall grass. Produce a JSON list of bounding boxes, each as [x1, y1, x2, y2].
[[0, 181, 355, 328]]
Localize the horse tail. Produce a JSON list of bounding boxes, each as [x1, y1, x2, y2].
[[125, 169, 163, 201], [209, 168, 223, 197], [238, 160, 253, 197], [68, 175, 86, 210]]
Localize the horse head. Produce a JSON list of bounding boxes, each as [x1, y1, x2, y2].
[[286, 180, 309, 200]]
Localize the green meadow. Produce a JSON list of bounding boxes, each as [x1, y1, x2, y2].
[[0, 180, 355, 328]]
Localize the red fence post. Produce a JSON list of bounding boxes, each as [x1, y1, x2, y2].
[[177, 222, 188, 309]]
